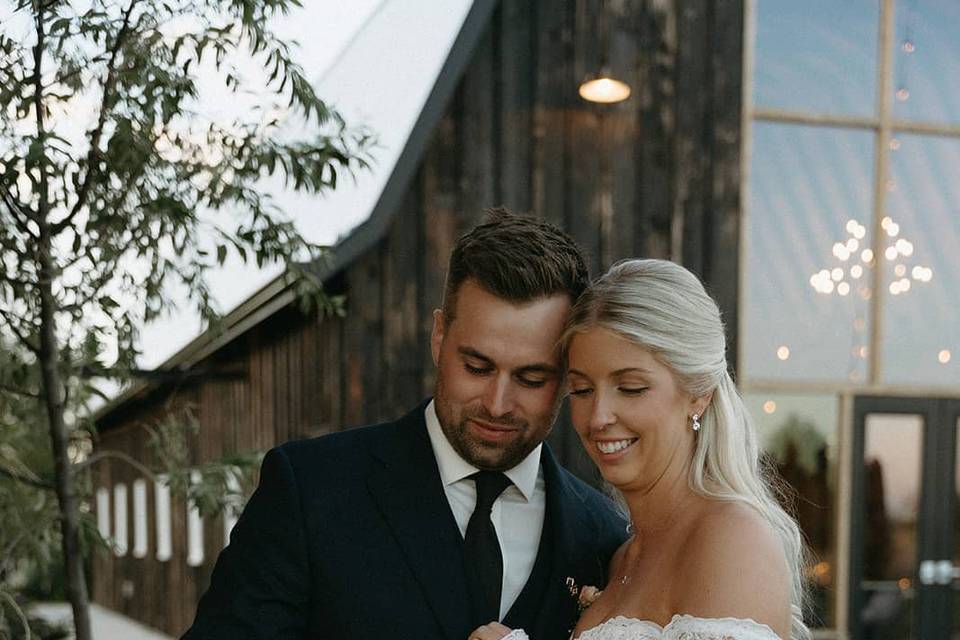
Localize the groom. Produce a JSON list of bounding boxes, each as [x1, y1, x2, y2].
[[182, 209, 627, 640]]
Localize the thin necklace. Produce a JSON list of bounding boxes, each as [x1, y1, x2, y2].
[[618, 493, 692, 585]]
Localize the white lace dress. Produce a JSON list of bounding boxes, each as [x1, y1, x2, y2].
[[502, 614, 781, 640]]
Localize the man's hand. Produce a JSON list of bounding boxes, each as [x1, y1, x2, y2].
[[468, 621, 514, 640]]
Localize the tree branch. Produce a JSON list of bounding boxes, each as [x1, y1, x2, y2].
[[0, 307, 40, 355], [0, 466, 53, 491], [0, 382, 41, 399], [74, 449, 155, 480], [0, 267, 38, 290], [52, 0, 139, 236], [0, 589, 31, 640], [0, 183, 38, 232], [45, 51, 111, 89]]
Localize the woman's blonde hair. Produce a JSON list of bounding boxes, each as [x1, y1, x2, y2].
[[563, 259, 810, 640]]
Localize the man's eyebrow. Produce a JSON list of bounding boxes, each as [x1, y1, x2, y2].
[[457, 347, 560, 375], [457, 346, 492, 363], [515, 364, 561, 376]]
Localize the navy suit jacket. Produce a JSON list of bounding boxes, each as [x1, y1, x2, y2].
[[182, 401, 627, 640]]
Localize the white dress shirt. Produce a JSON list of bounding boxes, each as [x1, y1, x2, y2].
[[424, 401, 547, 620]]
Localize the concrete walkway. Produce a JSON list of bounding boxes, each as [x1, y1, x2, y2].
[[28, 602, 173, 640]]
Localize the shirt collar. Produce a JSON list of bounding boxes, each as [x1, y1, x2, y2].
[[424, 399, 542, 501]]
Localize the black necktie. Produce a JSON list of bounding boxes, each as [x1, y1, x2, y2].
[[465, 471, 512, 625]]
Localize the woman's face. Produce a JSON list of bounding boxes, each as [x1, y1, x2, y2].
[[566, 327, 701, 492]]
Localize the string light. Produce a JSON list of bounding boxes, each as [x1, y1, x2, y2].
[[810, 216, 932, 298]]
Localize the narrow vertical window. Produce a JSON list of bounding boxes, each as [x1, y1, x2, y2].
[[155, 475, 172, 562], [113, 483, 128, 556], [223, 467, 241, 547], [132, 479, 148, 558], [186, 470, 204, 567], [96, 487, 110, 540]]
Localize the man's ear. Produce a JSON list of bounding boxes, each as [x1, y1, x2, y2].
[[430, 309, 445, 367]]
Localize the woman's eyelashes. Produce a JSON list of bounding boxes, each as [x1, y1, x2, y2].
[[566, 385, 649, 397], [619, 386, 649, 395]]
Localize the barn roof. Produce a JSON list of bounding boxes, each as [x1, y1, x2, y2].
[[94, 0, 497, 422]]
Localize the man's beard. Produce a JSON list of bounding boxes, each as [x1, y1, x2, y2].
[[434, 380, 559, 471]]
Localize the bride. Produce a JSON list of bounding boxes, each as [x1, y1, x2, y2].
[[470, 260, 810, 640]]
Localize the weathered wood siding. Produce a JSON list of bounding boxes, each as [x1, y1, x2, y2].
[[91, 0, 744, 634]]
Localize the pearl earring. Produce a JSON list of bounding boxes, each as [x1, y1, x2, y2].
[[691, 413, 701, 432]]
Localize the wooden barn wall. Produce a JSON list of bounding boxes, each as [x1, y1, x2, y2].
[[91, 0, 744, 634]]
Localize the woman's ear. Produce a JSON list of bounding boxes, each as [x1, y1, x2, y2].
[[691, 392, 713, 418]]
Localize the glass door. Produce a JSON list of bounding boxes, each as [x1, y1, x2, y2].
[[850, 397, 960, 639]]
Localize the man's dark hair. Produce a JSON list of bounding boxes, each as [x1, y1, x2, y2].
[[441, 207, 589, 321]]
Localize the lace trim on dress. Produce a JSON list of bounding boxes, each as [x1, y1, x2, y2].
[[501, 614, 781, 640]]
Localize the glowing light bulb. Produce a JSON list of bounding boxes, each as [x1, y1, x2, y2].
[[777, 346, 790, 361], [837, 282, 850, 296], [763, 401, 777, 414], [850, 265, 863, 279], [579, 76, 631, 103], [939, 350, 952, 364], [861, 249, 874, 263]]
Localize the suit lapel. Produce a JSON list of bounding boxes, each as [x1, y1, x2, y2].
[[528, 448, 608, 640], [366, 406, 472, 640]]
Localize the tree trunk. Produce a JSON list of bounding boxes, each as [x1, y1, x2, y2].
[[37, 232, 93, 640], [33, 7, 93, 638]]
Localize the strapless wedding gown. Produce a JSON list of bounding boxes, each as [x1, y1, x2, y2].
[[503, 614, 781, 639]]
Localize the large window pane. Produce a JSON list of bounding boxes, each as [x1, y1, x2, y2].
[[753, 1, 878, 116], [892, 0, 960, 125], [882, 134, 960, 386], [745, 123, 875, 383], [860, 413, 923, 639], [746, 392, 838, 628]]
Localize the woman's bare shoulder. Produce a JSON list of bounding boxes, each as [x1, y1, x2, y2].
[[672, 501, 791, 637]]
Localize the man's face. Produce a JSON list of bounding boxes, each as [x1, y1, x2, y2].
[[431, 279, 571, 471]]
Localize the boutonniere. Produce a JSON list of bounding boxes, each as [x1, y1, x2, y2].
[[565, 577, 603, 615]]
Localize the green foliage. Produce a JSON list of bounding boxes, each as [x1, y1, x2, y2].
[[146, 404, 261, 518], [0, 0, 373, 377], [0, 1, 372, 634]]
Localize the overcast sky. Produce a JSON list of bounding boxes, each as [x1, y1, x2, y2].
[[133, 0, 472, 369]]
